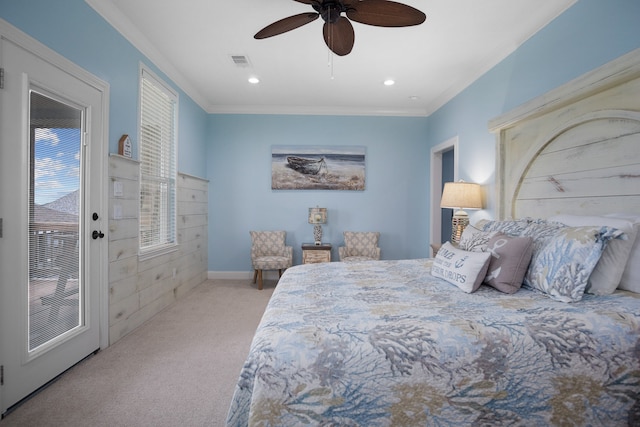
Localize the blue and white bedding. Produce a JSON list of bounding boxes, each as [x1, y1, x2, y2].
[[226, 259, 640, 426]]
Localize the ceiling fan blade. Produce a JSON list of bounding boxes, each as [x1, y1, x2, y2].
[[255, 13, 319, 39], [323, 17, 354, 56], [347, 0, 426, 27]]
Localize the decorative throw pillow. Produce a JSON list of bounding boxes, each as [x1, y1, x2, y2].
[[550, 214, 637, 295], [605, 213, 640, 293], [520, 218, 569, 247], [524, 226, 624, 302], [459, 225, 498, 252], [431, 242, 491, 293], [474, 219, 489, 229], [482, 217, 567, 259], [483, 234, 534, 294], [480, 218, 534, 237]]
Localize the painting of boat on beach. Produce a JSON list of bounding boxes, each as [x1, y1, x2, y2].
[[272, 145, 365, 190]]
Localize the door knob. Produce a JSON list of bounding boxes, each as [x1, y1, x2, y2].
[[92, 230, 105, 240]]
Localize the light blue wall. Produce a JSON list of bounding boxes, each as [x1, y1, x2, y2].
[[427, 0, 640, 222], [206, 0, 640, 272], [2, 0, 640, 273], [0, 0, 209, 178], [207, 115, 429, 270]]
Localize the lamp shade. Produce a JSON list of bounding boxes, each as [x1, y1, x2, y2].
[[308, 207, 327, 224], [440, 181, 483, 210]]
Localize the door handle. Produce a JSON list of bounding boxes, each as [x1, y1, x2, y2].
[[92, 230, 105, 240]]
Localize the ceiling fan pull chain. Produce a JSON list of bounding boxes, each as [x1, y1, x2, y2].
[[329, 51, 334, 80], [328, 4, 334, 79]]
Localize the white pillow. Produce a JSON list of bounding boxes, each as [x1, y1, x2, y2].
[[549, 214, 638, 295], [605, 213, 640, 293], [431, 242, 491, 293]]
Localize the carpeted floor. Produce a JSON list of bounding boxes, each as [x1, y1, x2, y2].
[[0, 279, 275, 427]]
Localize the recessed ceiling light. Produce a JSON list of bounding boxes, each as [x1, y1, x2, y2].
[[383, 79, 395, 86], [409, 95, 420, 100], [248, 77, 260, 84]]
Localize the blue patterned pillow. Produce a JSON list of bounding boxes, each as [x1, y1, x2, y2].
[[523, 226, 624, 302], [459, 225, 499, 252], [549, 214, 636, 295], [480, 218, 534, 237]]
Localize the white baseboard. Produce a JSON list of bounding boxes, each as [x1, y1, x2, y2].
[[207, 270, 284, 281]]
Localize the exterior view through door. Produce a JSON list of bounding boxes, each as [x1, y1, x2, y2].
[[28, 92, 83, 351]]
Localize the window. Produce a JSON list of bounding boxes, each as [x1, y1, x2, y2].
[[139, 67, 177, 255]]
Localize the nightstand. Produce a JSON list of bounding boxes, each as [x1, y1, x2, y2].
[[302, 243, 332, 264], [430, 243, 443, 257]]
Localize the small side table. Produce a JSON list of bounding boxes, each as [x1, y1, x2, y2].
[[430, 243, 442, 257], [302, 243, 332, 264]]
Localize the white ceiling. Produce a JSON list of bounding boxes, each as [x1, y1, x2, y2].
[[86, 0, 576, 117]]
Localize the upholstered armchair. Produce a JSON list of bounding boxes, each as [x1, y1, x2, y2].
[[250, 230, 293, 290], [338, 231, 381, 262]]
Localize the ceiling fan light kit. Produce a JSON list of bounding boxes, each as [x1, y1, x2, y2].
[[255, 0, 426, 56]]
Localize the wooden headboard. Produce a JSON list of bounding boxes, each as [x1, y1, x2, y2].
[[489, 48, 640, 220]]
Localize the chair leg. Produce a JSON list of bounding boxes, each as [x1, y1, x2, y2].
[[257, 270, 263, 290], [253, 269, 258, 284]]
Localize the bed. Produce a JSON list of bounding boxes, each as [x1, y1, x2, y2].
[[226, 48, 640, 426]]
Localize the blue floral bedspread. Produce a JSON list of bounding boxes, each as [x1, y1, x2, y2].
[[226, 259, 640, 426]]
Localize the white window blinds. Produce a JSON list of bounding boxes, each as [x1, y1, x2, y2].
[[139, 68, 177, 253]]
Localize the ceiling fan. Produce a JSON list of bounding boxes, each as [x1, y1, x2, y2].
[[254, 0, 427, 56]]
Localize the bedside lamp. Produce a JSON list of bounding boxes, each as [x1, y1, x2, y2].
[[308, 207, 327, 245], [440, 181, 483, 244]]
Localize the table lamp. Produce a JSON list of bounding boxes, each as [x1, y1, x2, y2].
[[308, 207, 327, 245], [440, 181, 482, 244]]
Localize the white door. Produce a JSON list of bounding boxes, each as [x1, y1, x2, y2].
[[0, 33, 106, 414]]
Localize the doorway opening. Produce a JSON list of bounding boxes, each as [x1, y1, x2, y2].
[[430, 136, 458, 252]]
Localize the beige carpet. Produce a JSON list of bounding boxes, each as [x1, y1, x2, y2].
[[1, 279, 275, 427]]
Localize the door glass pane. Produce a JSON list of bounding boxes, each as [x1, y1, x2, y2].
[[28, 91, 83, 351]]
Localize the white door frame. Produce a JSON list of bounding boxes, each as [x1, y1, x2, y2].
[[429, 136, 458, 247], [0, 18, 109, 411]]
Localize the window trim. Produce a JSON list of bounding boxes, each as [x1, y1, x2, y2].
[[137, 64, 179, 258]]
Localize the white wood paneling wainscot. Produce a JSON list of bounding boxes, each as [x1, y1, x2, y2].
[[108, 154, 208, 344]]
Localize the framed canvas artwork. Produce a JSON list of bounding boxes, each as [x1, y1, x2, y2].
[[271, 145, 366, 190]]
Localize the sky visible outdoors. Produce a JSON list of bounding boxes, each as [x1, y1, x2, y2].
[[34, 127, 81, 206]]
